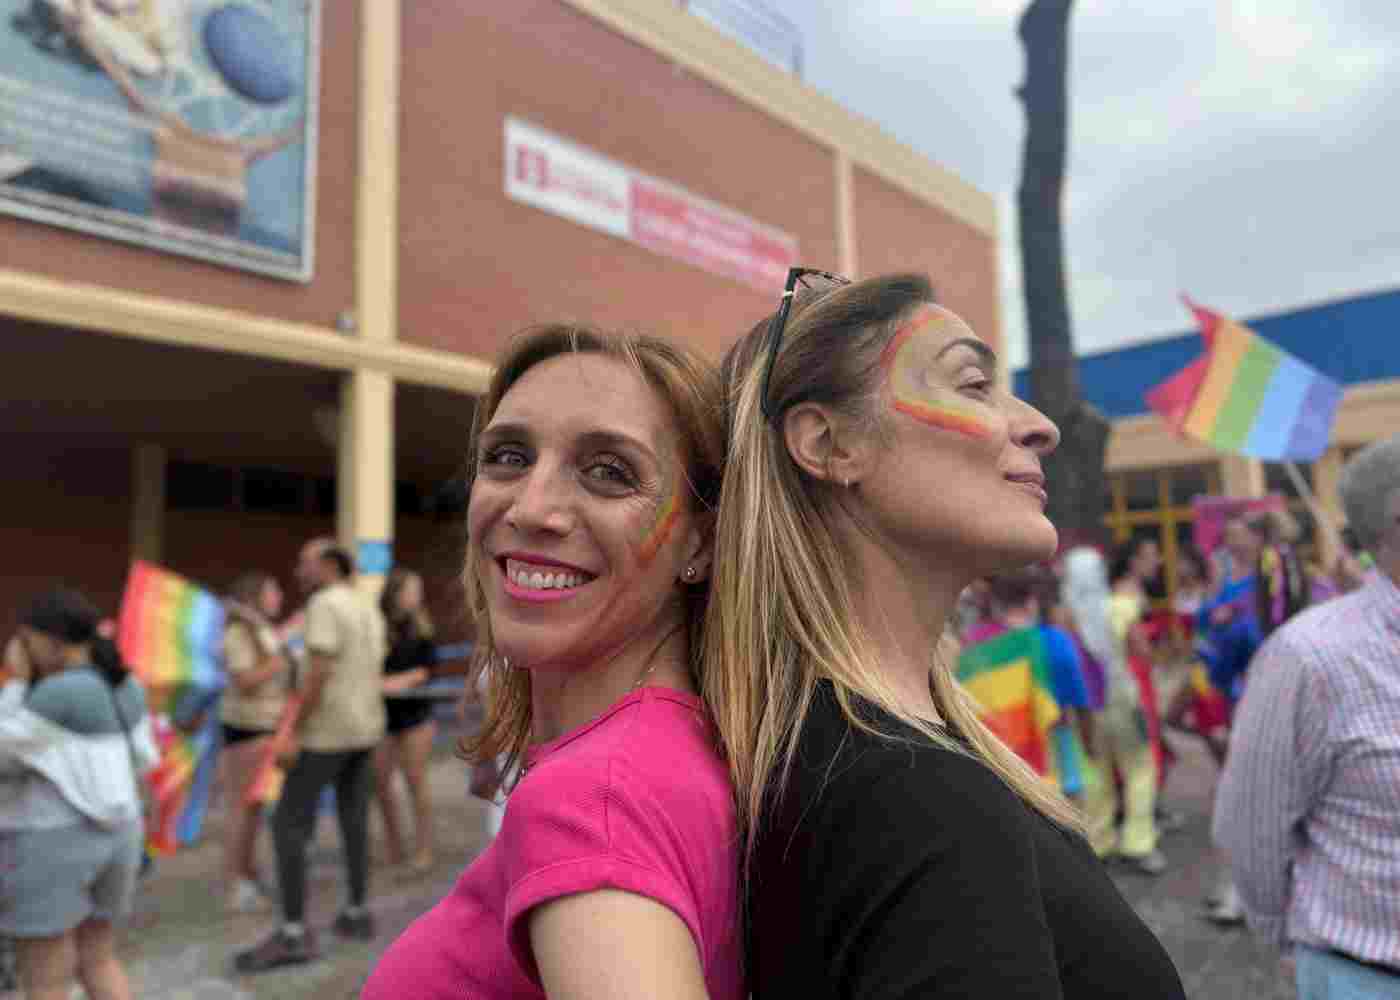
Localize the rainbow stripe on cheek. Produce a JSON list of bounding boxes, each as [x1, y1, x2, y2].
[[892, 399, 994, 438], [880, 309, 995, 440], [637, 474, 680, 564]]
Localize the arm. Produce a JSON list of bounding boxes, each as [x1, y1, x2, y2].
[[381, 668, 430, 694], [233, 651, 289, 694], [224, 624, 288, 696], [2, 636, 30, 684], [291, 595, 340, 731], [1211, 631, 1328, 948], [531, 890, 709, 1000], [293, 651, 333, 728], [380, 637, 436, 693]]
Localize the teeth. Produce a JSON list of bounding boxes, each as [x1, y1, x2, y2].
[[505, 560, 588, 590]]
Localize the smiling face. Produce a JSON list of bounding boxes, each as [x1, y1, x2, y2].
[[860, 304, 1061, 577], [466, 353, 701, 673]]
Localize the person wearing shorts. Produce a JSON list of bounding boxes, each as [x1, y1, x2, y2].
[[1, 587, 156, 1000], [218, 572, 293, 913]]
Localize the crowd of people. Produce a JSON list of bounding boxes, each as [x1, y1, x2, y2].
[[2, 267, 1396, 998], [0, 538, 471, 996]]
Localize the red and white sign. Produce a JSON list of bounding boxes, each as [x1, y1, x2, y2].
[[505, 117, 796, 292]]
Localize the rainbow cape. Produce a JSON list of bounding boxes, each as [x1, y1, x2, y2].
[[117, 561, 227, 853], [1145, 298, 1342, 461], [956, 626, 1061, 775]]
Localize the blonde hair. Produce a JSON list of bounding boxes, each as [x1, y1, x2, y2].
[[458, 324, 724, 779], [701, 273, 1082, 879]]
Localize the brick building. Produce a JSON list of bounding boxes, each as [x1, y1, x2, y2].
[[1, 0, 1000, 633]]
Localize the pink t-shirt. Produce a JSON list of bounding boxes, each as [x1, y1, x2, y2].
[[361, 687, 743, 999]]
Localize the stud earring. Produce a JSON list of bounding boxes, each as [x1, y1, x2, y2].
[[683, 566, 697, 582]]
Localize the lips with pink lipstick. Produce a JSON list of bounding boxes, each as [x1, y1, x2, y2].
[[1004, 471, 1048, 507], [497, 553, 597, 603]]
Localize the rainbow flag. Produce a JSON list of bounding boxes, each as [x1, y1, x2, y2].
[[117, 562, 227, 852], [1145, 298, 1342, 461], [957, 626, 1061, 775]]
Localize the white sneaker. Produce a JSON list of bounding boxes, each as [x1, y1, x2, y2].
[[227, 878, 269, 913]]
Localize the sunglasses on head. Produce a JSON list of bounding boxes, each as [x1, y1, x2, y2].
[[758, 267, 851, 422]]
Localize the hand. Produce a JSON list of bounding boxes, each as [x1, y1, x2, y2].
[[274, 735, 301, 769], [3, 636, 31, 683]]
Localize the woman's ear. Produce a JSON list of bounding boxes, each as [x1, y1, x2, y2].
[[679, 509, 715, 583], [783, 401, 873, 487]]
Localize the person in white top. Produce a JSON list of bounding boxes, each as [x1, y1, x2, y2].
[[1, 587, 157, 1000]]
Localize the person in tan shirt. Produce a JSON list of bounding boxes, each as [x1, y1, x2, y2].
[[234, 538, 386, 974], [218, 572, 291, 914]]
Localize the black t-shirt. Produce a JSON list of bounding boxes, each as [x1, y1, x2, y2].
[[382, 634, 436, 732], [748, 685, 1186, 999]]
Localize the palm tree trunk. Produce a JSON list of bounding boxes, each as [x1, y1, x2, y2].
[[1016, 0, 1109, 549]]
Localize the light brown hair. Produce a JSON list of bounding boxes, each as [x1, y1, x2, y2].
[[701, 272, 1082, 880], [458, 324, 724, 779], [380, 568, 434, 643]]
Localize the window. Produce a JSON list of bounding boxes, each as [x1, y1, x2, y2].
[[167, 461, 236, 510], [1104, 462, 1218, 607], [243, 467, 305, 514]]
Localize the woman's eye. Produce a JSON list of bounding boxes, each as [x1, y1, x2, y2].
[[481, 446, 528, 468], [585, 457, 635, 486], [960, 377, 994, 397]]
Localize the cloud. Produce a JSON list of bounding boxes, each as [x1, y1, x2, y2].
[[758, 1, 1398, 371]]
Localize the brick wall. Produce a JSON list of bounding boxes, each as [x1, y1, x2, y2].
[[1, 446, 133, 636], [851, 166, 1001, 357], [398, 0, 838, 362]]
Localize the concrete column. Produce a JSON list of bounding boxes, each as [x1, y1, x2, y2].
[[338, 0, 400, 598], [129, 443, 166, 564], [834, 150, 857, 277], [337, 370, 395, 597], [1220, 454, 1265, 498], [356, 0, 399, 348]]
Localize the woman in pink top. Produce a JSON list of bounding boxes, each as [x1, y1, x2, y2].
[[362, 325, 740, 999]]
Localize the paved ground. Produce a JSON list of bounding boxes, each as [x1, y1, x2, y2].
[[1111, 737, 1294, 999], [3, 721, 1292, 998]]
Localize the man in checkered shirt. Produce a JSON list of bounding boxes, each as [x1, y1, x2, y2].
[[1214, 433, 1400, 998]]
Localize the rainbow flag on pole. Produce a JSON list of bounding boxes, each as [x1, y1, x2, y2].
[[117, 562, 227, 852], [956, 627, 1061, 775], [1145, 298, 1343, 461]]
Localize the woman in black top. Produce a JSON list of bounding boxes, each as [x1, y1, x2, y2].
[[373, 568, 438, 872], [701, 270, 1185, 998]]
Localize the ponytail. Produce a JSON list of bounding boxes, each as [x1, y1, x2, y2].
[[19, 585, 128, 687], [90, 636, 129, 688]]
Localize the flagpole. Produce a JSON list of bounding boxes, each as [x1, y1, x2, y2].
[[1281, 460, 1346, 563]]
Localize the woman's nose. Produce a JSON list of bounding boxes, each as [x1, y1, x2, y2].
[[503, 464, 576, 536], [1010, 397, 1061, 455]]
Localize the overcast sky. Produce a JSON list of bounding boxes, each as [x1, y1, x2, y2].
[[750, 0, 1400, 369]]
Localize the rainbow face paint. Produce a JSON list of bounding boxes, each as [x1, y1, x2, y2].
[[637, 462, 680, 564], [880, 306, 995, 439]]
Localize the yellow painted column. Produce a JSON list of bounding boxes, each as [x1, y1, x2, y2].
[[834, 150, 857, 278], [339, 0, 401, 598], [1311, 446, 1345, 567], [129, 443, 166, 564], [1220, 455, 1265, 498], [337, 370, 395, 597]]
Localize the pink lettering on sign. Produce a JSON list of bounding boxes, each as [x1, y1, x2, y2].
[[505, 118, 797, 292], [630, 178, 795, 293]]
